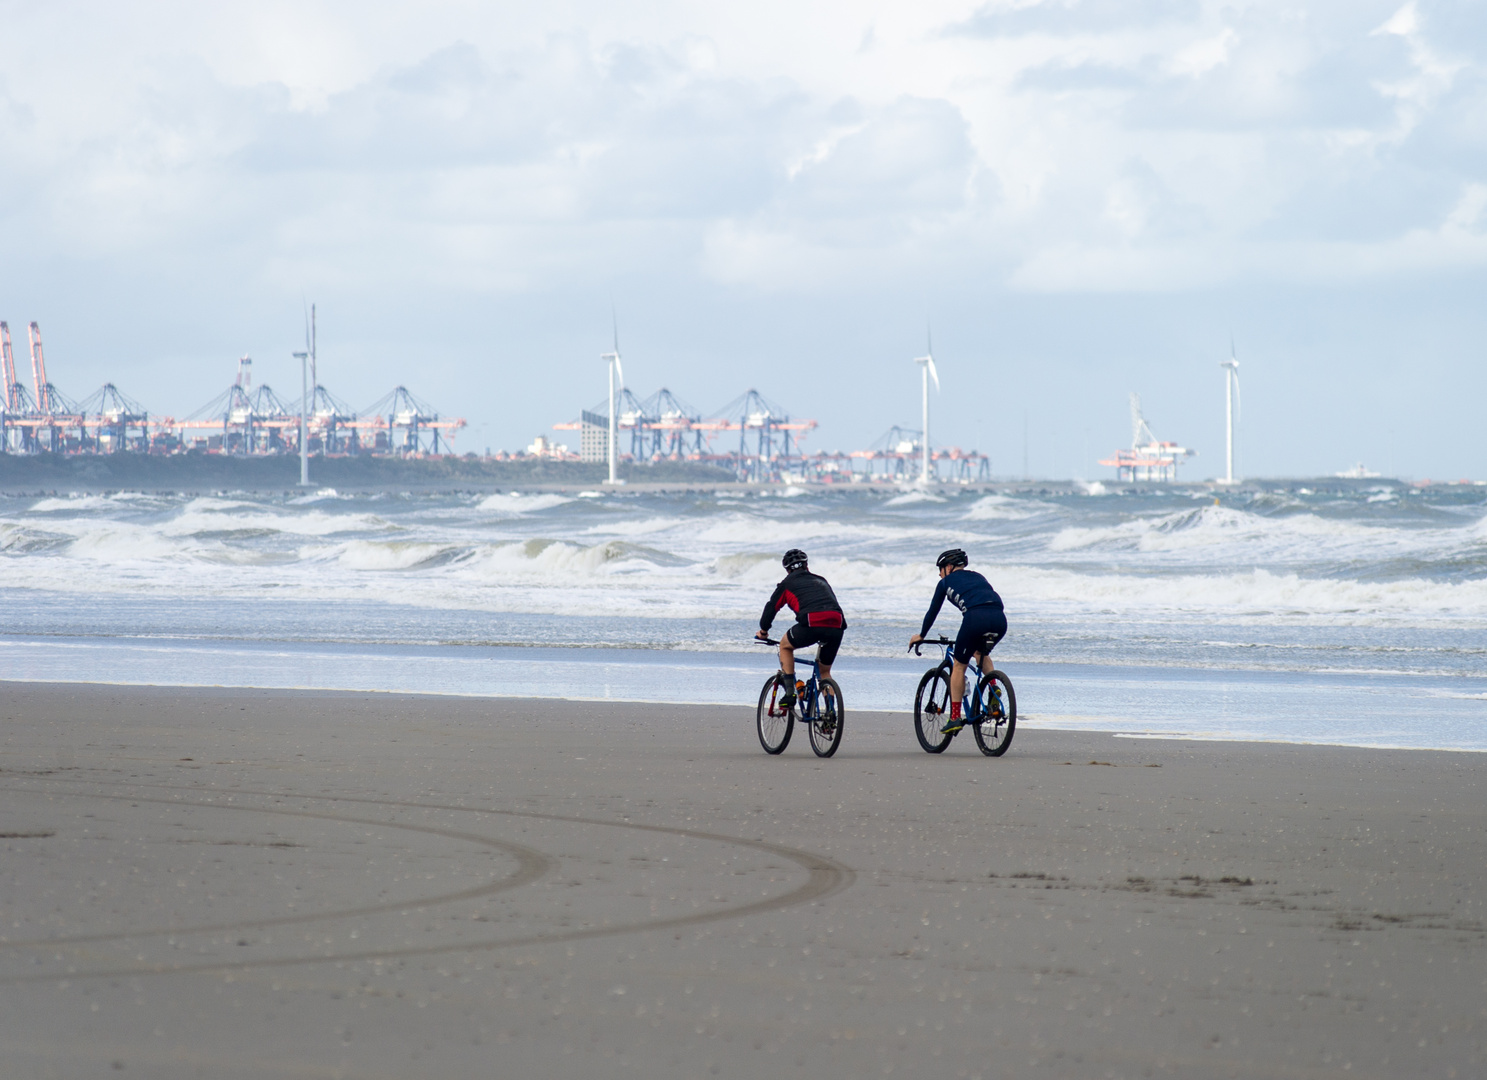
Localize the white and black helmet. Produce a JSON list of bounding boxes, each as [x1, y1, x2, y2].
[[782, 548, 809, 573]]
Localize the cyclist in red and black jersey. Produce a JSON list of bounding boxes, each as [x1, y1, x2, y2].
[[755, 548, 847, 708]]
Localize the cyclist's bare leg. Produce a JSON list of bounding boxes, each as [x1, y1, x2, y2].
[[950, 659, 969, 704], [777, 635, 795, 678]]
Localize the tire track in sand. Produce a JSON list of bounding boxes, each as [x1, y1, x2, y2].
[[0, 779, 854, 982]]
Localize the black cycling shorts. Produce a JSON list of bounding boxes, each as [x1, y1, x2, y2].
[[786, 624, 844, 666], [954, 606, 1006, 665]]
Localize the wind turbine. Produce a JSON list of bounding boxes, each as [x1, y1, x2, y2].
[[914, 331, 940, 485], [601, 314, 625, 485], [1219, 339, 1241, 485]]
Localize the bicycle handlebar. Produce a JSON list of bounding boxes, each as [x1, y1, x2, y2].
[[754, 637, 780, 647]]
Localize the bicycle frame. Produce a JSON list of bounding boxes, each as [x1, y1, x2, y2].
[[756, 638, 828, 722], [917, 637, 998, 720]]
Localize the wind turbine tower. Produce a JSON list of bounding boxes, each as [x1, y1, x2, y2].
[[601, 319, 625, 485], [292, 304, 318, 486], [1220, 344, 1241, 484], [914, 336, 940, 485]]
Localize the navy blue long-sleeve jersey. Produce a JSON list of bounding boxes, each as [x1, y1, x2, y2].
[[919, 568, 1003, 638]]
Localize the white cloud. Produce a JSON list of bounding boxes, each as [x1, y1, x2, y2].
[[1369, 0, 1467, 145], [1442, 182, 1487, 235], [3, 0, 1482, 296], [1167, 27, 1237, 78]]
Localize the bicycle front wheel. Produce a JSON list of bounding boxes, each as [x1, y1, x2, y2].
[[808, 678, 844, 758], [914, 667, 954, 753], [972, 670, 1017, 757], [756, 673, 794, 754]]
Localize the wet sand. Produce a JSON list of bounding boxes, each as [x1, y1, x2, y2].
[[0, 681, 1482, 1078]]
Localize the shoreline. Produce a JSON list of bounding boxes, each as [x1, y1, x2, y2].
[[0, 455, 1453, 495], [7, 632, 1485, 756], [4, 674, 1483, 755]]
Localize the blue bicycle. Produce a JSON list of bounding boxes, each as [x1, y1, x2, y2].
[[754, 638, 844, 757], [909, 636, 1016, 756]]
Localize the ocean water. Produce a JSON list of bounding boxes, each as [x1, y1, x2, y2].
[[1, 481, 1483, 750]]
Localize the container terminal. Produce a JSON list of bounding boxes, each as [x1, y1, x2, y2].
[[550, 387, 991, 484], [1, 322, 464, 459], [1, 318, 1239, 486], [0, 319, 996, 484]]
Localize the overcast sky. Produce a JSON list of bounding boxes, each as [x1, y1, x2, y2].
[[1, 0, 1483, 479]]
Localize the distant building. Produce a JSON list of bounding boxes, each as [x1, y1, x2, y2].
[[526, 435, 570, 459], [579, 409, 608, 464]]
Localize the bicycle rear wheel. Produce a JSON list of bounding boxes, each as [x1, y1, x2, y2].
[[808, 678, 844, 758], [914, 667, 954, 753], [756, 673, 794, 754], [972, 670, 1016, 757]]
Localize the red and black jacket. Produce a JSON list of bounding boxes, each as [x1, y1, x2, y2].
[[761, 569, 847, 632]]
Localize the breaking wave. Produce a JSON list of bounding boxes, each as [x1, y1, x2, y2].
[[1, 485, 1483, 677], [475, 492, 574, 516]]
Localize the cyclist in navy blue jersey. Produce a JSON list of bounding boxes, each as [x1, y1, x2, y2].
[[756, 548, 847, 708], [909, 548, 1007, 734]]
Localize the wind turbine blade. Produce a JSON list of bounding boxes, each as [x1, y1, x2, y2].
[[927, 356, 940, 392], [612, 306, 620, 355]]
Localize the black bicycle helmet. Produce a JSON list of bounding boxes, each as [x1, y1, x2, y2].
[[782, 548, 809, 573], [935, 548, 968, 569]]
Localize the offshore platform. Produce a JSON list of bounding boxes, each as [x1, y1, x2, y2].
[[0, 320, 465, 457], [1099, 393, 1195, 482]]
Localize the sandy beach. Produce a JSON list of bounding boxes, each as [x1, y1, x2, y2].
[[1, 681, 1483, 1078]]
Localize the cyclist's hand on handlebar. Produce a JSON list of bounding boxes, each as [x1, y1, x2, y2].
[[909, 633, 924, 646], [755, 629, 770, 641]]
